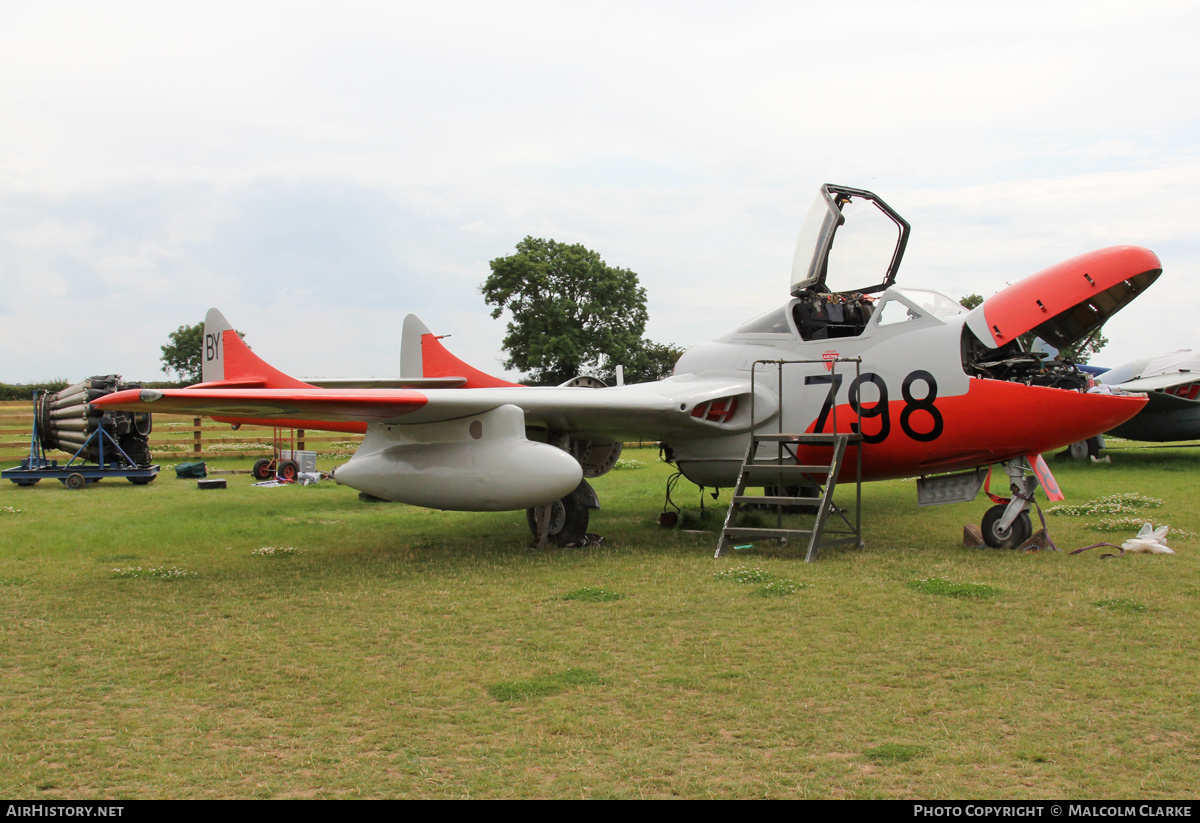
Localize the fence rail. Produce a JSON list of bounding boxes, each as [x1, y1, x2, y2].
[[0, 401, 658, 464], [0, 400, 363, 461]]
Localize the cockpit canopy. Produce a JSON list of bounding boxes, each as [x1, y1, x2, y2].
[[790, 184, 911, 298], [735, 287, 966, 341]]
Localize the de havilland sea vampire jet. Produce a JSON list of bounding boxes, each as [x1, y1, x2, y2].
[[95, 184, 1162, 550]]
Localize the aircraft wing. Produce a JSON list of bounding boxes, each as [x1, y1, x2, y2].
[[1101, 349, 1200, 411], [1115, 372, 1200, 393], [94, 375, 768, 441]]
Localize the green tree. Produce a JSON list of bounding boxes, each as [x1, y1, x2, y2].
[[483, 237, 653, 386], [160, 323, 204, 385], [958, 293, 1106, 363], [161, 322, 245, 385], [597, 340, 686, 385]]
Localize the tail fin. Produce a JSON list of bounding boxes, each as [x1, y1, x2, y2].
[[401, 314, 523, 389], [198, 308, 313, 389]]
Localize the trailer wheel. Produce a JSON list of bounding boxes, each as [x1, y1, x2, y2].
[[252, 458, 274, 480], [127, 475, 156, 485], [65, 473, 87, 491], [277, 459, 299, 482], [14, 479, 39, 487]]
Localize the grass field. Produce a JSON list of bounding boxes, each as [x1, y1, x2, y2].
[[1, 445, 1198, 799]]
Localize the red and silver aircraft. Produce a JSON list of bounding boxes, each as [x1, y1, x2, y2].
[[95, 185, 1161, 549]]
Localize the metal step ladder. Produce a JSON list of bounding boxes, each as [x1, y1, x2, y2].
[[715, 431, 862, 561], [715, 357, 868, 563]]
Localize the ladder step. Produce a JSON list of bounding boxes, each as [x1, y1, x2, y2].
[[722, 527, 815, 539], [732, 495, 821, 506], [751, 433, 862, 443], [814, 535, 862, 547], [741, 464, 833, 477]]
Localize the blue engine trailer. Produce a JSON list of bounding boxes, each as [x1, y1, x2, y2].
[[3, 388, 160, 489]]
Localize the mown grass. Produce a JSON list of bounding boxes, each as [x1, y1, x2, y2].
[[1, 446, 1198, 799]]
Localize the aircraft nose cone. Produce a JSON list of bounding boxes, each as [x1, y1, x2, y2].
[[968, 381, 1149, 457]]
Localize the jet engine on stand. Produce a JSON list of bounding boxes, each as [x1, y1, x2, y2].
[[36, 376, 154, 467]]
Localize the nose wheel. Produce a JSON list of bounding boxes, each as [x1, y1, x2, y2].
[[981, 504, 1032, 549], [975, 456, 1054, 550]]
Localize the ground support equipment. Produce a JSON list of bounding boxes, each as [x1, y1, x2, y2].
[[250, 427, 315, 481], [715, 358, 864, 562], [3, 390, 159, 488], [716, 432, 862, 561]]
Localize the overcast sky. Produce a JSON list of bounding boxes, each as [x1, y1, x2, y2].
[[2, 0, 1198, 384]]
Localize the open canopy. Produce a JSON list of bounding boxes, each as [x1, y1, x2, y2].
[[790, 184, 911, 297]]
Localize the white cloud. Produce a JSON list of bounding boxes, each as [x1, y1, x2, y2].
[[1, 0, 1199, 381]]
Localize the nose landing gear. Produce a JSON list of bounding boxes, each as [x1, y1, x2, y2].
[[976, 457, 1057, 550]]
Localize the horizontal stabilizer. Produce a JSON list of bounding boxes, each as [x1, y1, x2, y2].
[[306, 377, 468, 389]]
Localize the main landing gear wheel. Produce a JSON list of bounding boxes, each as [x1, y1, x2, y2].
[[1067, 438, 1101, 462], [981, 504, 1032, 549], [526, 494, 590, 546]]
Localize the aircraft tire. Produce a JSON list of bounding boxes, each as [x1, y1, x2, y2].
[[526, 494, 590, 546], [1064, 437, 1102, 462], [252, 458, 274, 480], [981, 505, 1032, 549]]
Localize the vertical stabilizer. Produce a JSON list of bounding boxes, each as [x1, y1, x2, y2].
[[201, 308, 233, 384], [401, 313, 524, 389], [198, 308, 313, 389], [400, 314, 431, 379]]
